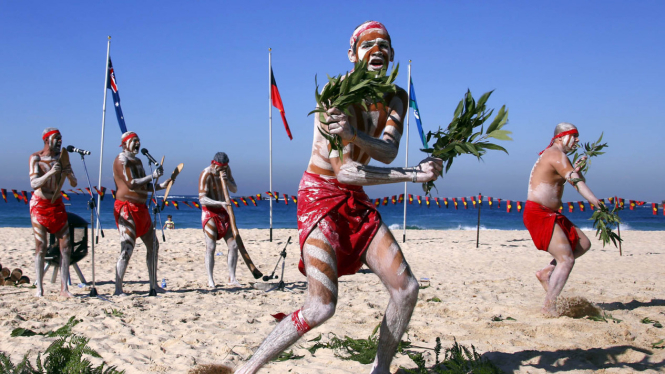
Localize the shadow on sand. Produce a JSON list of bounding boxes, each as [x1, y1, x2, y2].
[[484, 345, 662, 372], [595, 299, 665, 311]]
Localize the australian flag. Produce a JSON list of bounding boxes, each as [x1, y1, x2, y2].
[[107, 57, 127, 133]]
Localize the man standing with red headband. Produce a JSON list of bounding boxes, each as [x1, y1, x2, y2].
[[29, 128, 78, 297], [236, 21, 442, 374], [198, 152, 241, 288], [112, 131, 171, 296], [524, 122, 602, 316]]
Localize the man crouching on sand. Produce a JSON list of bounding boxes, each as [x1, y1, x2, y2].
[[112, 132, 171, 296], [523, 122, 602, 316], [30, 128, 77, 297], [235, 21, 442, 374], [198, 152, 241, 287]]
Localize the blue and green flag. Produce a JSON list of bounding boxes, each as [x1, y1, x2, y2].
[[409, 77, 428, 148]]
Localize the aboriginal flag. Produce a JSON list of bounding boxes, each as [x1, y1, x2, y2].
[[471, 196, 476, 208], [578, 201, 585, 211], [391, 195, 396, 205], [568, 202, 574, 213], [85, 187, 92, 196], [426, 196, 430, 207], [94, 186, 107, 200], [249, 196, 257, 206], [232, 199, 239, 208], [653, 203, 658, 215], [462, 197, 468, 209], [382, 197, 389, 206], [11, 190, 21, 202], [256, 193, 262, 200], [434, 197, 440, 207], [21, 191, 29, 204], [283, 194, 289, 205], [182, 201, 193, 208], [60, 191, 70, 201], [506, 200, 512, 213], [417, 195, 422, 205], [172, 201, 179, 210], [488, 197, 493, 208], [497, 198, 501, 208], [408, 194, 413, 204], [629, 200, 635, 210], [77, 188, 84, 194], [291, 195, 297, 204], [271, 68, 293, 140], [107, 57, 127, 133], [111, 189, 116, 199], [274, 192, 280, 203], [443, 197, 448, 208], [558, 205, 563, 213], [69, 189, 79, 195], [517, 201, 522, 213], [241, 197, 248, 206], [192, 201, 201, 209], [398, 194, 404, 204], [453, 197, 458, 209], [374, 198, 380, 207], [590, 202, 595, 211], [1, 189, 6, 202]]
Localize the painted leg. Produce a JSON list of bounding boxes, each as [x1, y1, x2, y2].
[[536, 260, 556, 292], [224, 230, 240, 286], [543, 224, 576, 316], [32, 218, 47, 297], [204, 220, 218, 288], [236, 227, 338, 374], [143, 227, 165, 293], [56, 225, 73, 297], [115, 216, 136, 296], [363, 224, 419, 374]]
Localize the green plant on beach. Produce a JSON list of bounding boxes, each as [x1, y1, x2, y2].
[[11, 316, 80, 338], [103, 309, 124, 318], [401, 337, 503, 374], [587, 312, 622, 323], [421, 90, 511, 195], [309, 60, 399, 163], [0, 334, 123, 374]]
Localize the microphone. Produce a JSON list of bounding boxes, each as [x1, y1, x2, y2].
[[66, 145, 91, 155], [141, 148, 160, 166]]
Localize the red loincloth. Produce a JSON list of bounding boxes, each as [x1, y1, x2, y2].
[[523, 200, 579, 251], [201, 205, 230, 240], [297, 172, 381, 277], [114, 200, 152, 238], [29, 194, 68, 234]]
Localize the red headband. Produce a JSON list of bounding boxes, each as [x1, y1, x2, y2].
[[121, 133, 137, 146], [539, 129, 579, 155], [350, 21, 388, 47], [211, 160, 228, 168], [42, 130, 60, 140]]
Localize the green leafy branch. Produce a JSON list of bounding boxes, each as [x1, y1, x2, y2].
[[422, 90, 511, 195], [401, 338, 503, 374], [570, 132, 608, 186], [591, 203, 623, 248], [308, 60, 399, 162]]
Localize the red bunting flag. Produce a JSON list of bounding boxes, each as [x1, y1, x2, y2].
[[434, 197, 440, 207], [256, 193, 262, 200], [241, 197, 248, 206], [60, 191, 69, 201], [111, 189, 116, 199], [558, 205, 563, 213], [266, 191, 274, 198], [408, 194, 413, 204], [478, 194, 482, 206], [517, 201, 522, 213], [283, 194, 289, 205], [164, 201, 170, 207], [249, 196, 258, 206], [77, 188, 85, 194], [1, 189, 6, 203], [98, 186, 107, 200], [637, 201, 646, 206], [192, 201, 201, 209], [182, 201, 193, 208], [172, 201, 180, 210], [629, 200, 635, 210], [152, 198, 158, 205], [470, 196, 476, 208], [462, 197, 468, 209], [291, 195, 297, 204], [488, 196, 493, 208], [270, 68, 293, 140], [375, 198, 380, 207], [589, 202, 595, 211], [21, 191, 29, 204], [274, 192, 280, 204], [382, 197, 389, 206], [619, 198, 625, 208], [391, 195, 396, 205], [398, 194, 404, 203], [506, 200, 512, 213], [69, 189, 80, 195], [453, 197, 458, 209], [497, 198, 501, 208], [11, 189, 21, 202], [417, 195, 422, 205], [608, 197, 615, 206], [568, 202, 574, 213], [84, 187, 92, 196], [578, 201, 585, 212], [443, 197, 448, 208], [232, 199, 239, 207], [653, 203, 658, 215], [426, 196, 430, 207]]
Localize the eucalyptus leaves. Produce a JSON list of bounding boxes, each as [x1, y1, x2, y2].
[[309, 60, 399, 162], [570, 133, 608, 186], [591, 202, 623, 248], [421, 90, 511, 194]]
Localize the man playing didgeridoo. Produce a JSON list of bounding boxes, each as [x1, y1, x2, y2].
[[198, 152, 242, 287], [236, 21, 442, 374], [524, 122, 601, 316], [29, 128, 78, 297], [112, 131, 171, 296]]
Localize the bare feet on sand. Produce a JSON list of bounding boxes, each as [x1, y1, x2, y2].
[[536, 265, 555, 292]]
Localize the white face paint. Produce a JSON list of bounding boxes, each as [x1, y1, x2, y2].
[[125, 137, 140, 155], [560, 134, 578, 153], [357, 37, 391, 71], [48, 134, 62, 152]]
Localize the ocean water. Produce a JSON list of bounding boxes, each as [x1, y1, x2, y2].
[[1, 194, 662, 231]]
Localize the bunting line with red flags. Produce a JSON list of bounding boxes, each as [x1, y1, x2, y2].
[[283, 194, 289, 205], [426, 196, 430, 207], [172, 201, 180, 210], [241, 197, 249, 206], [391, 195, 397, 205], [85, 187, 92, 196], [232, 199, 239, 208], [249, 196, 258, 206], [653, 203, 658, 215], [182, 201, 193, 208], [291, 195, 297, 204], [77, 188, 84, 194], [568, 202, 574, 213], [488, 196, 493, 208], [417, 195, 422, 205], [497, 198, 501, 209], [443, 197, 448, 208], [60, 191, 69, 201], [462, 197, 468, 209], [578, 201, 585, 212], [408, 194, 413, 204], [398, 194, 404, 204], [69, 189, 80, 195], [274, 192, 280, 204], [382, 197, 389, 206], [434, 197, 440, 207], [471, 196, 476, 208], [256, 193, 262, 200], [375, 198, 380, 207], [1, 189, 6, 203], [517, 201, 522, 213], [590, 202, 595, 211], [21, 191, 29, 204], [453, 197, 458, 209], [192, 201, 201, 209], [270, 68, 293, 140], [111, 189, 116, 199], [558, 205, 563, 213], [11, 190, 22, 202], [506, 200, 512, 213]]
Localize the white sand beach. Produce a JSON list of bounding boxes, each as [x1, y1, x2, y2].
[[0, 228, 663, 373]]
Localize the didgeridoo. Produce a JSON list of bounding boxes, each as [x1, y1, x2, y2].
[[219, 173, 263, 279]]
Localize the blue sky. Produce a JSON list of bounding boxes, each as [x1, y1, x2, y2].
[[1, 1, 663, 202]]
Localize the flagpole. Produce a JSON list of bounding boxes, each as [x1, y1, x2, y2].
[[96, 36, 111, 240], [268, 48, 273, 242], [403, 61, 411, 243]]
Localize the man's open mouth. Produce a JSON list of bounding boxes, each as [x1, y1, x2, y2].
[[369, 57, 384, 69]]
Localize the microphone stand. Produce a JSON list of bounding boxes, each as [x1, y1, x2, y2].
[[267, 236, 291, 292], [76, 152, 104, 297], [146, 161, 165, 297]]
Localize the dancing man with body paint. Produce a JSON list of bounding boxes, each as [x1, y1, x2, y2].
[[523, 123, 601, 316], [112, 132, 171, 296], [29, 128, 78, 297], [236, 21, 442, 374], [198, 152, 242, 287]]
